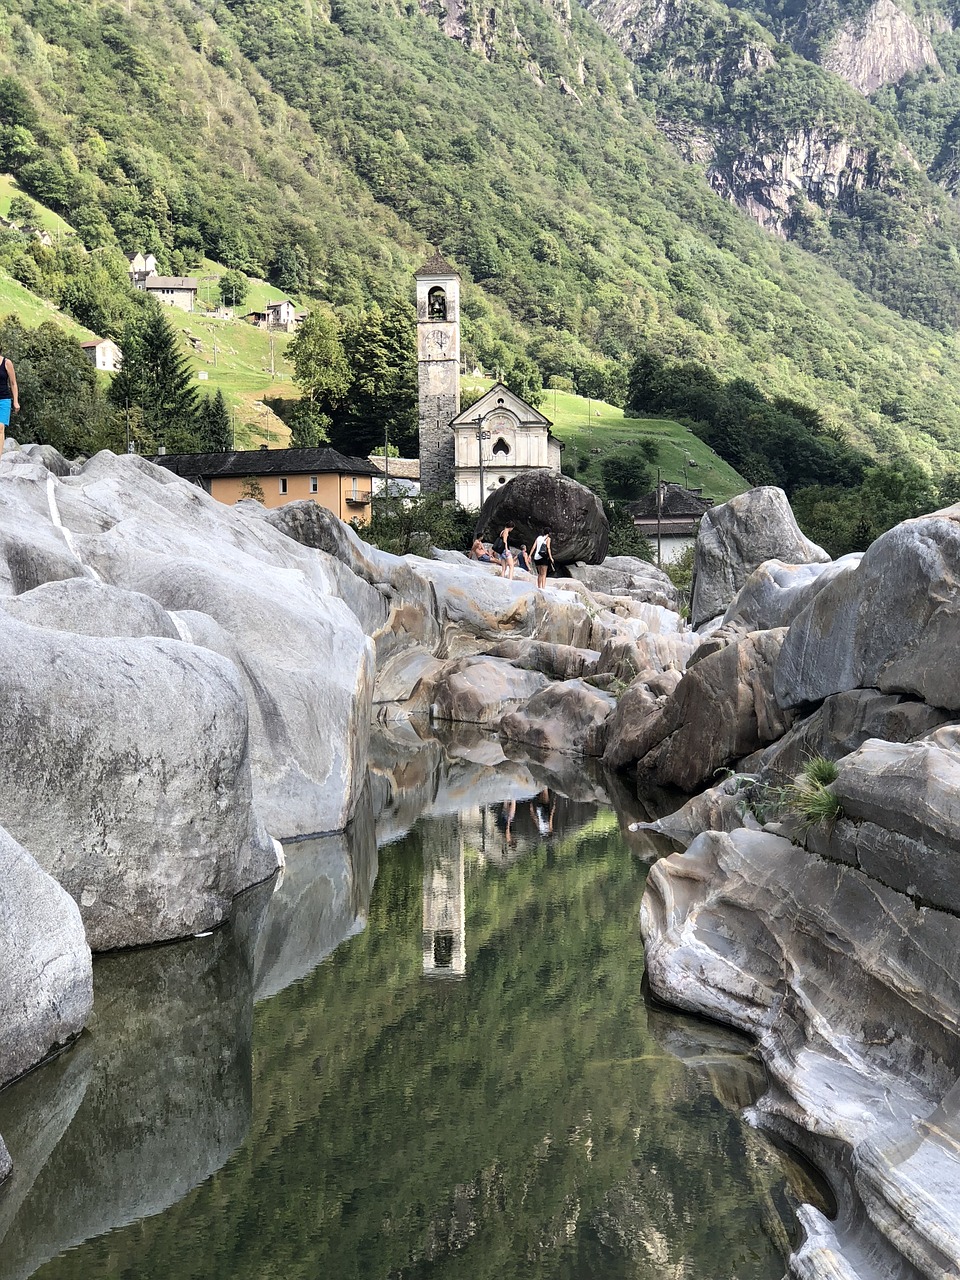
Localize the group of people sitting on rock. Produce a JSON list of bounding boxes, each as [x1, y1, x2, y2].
[[470, 524, 555, 588]]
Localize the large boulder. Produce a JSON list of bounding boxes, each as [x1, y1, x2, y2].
[[475, 471, 609, 564], [0, 610, 279, 951], [756, 688, 951, 786], [499, 678, 616, 756], [691, 486, 830, 628], [0, 827, 92, 1093], [604, 628, 792, 789], [566, 557, 679, 610], [804, 734, 960, 916], [719, 555, 860, 636], [0, 454, 376, 837], [776, 509, 960, 712]]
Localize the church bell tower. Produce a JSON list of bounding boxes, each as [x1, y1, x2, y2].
[[415, 253, 461, 493]]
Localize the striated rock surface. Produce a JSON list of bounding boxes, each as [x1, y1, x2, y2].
[[605, 627, 792, 789], [567, 556, 678, 609], [776, 509, 960, 712], [642, 828, 960, 1279], [720, 555, 860, 636], [0, 828, 92, 1095], [499, 678, 616, 756], [691, 487, 829, 628]]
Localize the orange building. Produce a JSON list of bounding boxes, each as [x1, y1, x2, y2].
[[153, 446, 381, 523]]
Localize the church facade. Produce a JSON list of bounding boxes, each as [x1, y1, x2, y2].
[[416, 254, 562, 509]]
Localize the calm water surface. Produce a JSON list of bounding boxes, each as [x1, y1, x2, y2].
[[0, 738, 813, 1279]]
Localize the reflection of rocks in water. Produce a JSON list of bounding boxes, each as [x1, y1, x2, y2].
[[646, 1001, 767, 1112], [421, 817, 466, 980], [255, 790, 379, 1001], [0, 905, 265, 1280]]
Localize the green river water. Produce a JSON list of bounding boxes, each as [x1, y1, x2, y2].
[[0, 747, 822, 1279]]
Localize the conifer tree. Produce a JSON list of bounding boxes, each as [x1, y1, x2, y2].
[[110, 301, 200, 453], [198, 389, 233, 451]]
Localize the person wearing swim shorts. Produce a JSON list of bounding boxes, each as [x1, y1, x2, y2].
[[0, 355, 19, 453]]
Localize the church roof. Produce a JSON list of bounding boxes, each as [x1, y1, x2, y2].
[[415, 251, 460, 279], [449, 383, 552, 429]]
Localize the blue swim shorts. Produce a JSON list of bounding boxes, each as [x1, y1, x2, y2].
[[0, 400, 11, 427]]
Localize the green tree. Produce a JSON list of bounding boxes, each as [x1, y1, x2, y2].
[[8, 195, 36, 224], [600, 441, 658, 500], [197, 389, 233, 451], [272, 243, 308, 294], [334, 299, 418, 457], [288, 310, 350, 418], [218, 269, 248, 310], [110, 302, 200, 452], [288, 398, 330, 448], [0, 315, 120, 456]]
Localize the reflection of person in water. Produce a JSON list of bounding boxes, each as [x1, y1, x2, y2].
[[531, 789, 555, 836], [495, 798, 517, 849]]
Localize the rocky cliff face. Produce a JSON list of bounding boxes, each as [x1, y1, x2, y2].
[[820, 0, 938, 95]]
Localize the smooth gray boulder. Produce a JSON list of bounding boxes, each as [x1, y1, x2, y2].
[[499, 678, 616, 757], [804, 736, 960, 915], [641, 828, 960, 1280], [720, 555, 860, 635], [776, 509, 960, 712], [475, 471, 609, 564], [566, 557, 678, 610], [0, 611, 278, 950], [427, 655, 551, 726], [2, 577, 179, 639], [691, 486, 830, 628], [0, 827, 92, 1095]]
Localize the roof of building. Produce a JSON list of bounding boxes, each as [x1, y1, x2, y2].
[[626, 482, 714, 520], [415, 251, 460, 279], [369, 456, 420, 481], [80, 338, 118, 349], [143, 275, 199, 290], [631, 518, 702, 537], [152, 447, 380, 479]]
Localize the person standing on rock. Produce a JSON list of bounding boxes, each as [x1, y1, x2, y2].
[[493, 523, 516, 580], [531, 531, 554, 589], [0, 355, 19, 453]]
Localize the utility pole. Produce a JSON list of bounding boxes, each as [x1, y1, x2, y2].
[[477, 418, 485, 511], [270, 332, 275, 378], [383, 420, 389, 499], [656, 467, 662, 569]]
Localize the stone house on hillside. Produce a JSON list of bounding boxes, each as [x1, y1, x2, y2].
[[80, 338, 122, 373]]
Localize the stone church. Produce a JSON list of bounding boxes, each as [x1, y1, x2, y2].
[[416, 254, 562, 509]]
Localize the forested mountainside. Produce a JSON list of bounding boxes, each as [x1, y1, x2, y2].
[[5, 0, 960, 480], [589, 0, 960, 330]]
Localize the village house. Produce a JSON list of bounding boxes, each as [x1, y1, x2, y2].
[[152, 446, 381, 523], [127, 252, 198, 311], [626, 481, 714, 564], [368, 455, 420, 500], [80, 338, 123, 373]]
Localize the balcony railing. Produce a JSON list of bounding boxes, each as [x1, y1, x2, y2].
[[345, 490, 372, 506]]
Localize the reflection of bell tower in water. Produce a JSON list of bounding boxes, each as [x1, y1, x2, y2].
[[421, 818, 466, 979], [416, 252, 461, 493]]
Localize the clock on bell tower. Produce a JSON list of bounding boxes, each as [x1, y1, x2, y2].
[[415, 252, 461, 493]]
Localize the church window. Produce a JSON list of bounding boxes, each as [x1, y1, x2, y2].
[[492, 437, 510, 455], [279, 477, 288, 495], [498, 476, 506, 485], [427, 287, 447, 320]]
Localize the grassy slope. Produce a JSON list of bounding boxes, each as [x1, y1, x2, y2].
[[464, 378, 748, 501]]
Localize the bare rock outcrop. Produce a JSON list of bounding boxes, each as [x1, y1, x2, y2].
[[691, 487, 829, 628], [642, 828, 960, 1279], [0, 827, 92, 1096], [776, 508, 960, 712], [604, 627, 792, 789], [821, 0, 938, 95]]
